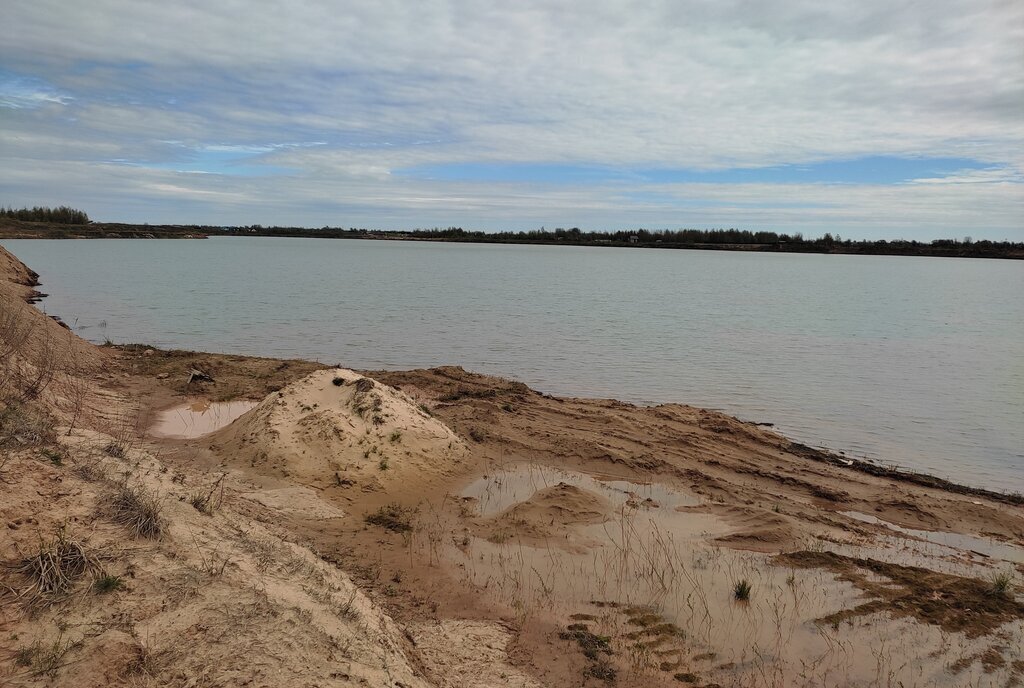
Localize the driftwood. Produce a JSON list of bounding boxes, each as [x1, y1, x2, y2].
[[185, 368, 214, 385]]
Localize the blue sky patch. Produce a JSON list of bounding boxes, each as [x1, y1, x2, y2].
[[0, 70, 71, 108]]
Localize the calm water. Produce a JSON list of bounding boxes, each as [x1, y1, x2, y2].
[[5, 237, 1022, 492]]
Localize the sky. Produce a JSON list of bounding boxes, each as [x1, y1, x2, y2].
[[1, 1, 1022, 240]]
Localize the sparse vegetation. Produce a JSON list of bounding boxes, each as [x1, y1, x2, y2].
[[93, 573, 124, 593], [990, 571, 1014, 598], [72, 459, 106, 482], [109, 482, 164, 538], [11, 632, 83, 677], [0, 402, 57, 450], [560, 623, 616, 683], [188, 473, 226, 515], [733, 579, 752, 601], [103, 441, 126, 458], [6, 528, 97, 607], [388, 430, 402, 443], [40, 446, 64, 465], [364, 503, 416, 532]]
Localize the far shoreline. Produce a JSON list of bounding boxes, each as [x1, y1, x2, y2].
[[2, 216, 1022, 260]]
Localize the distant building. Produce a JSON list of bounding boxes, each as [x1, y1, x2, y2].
[[629, 235, 639, 244]]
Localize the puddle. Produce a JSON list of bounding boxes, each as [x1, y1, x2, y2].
[[429, 465, 1024, 687], [149, 400, 256, 439], [843, 511, 1024, 565], [462, 464, 703, 517]]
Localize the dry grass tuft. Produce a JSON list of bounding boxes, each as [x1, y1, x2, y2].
[[990, 571, 1014, 598], [5, 528, 98, 608], [72, 458, 107, 482], [0, 401, 56, 449], [109, 482, 165, 538]]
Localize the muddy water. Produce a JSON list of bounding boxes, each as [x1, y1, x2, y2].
[[445, 465, 1021, 687], [149, 400, 256, 439], [842, 510, 1024, 565]]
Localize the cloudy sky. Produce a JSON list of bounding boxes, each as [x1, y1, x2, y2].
[[2, 1, 1022, 239]]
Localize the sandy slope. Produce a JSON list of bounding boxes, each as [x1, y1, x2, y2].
[[0, 247, 533, 687]]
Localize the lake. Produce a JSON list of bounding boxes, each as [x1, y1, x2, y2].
[[5, 237, 1022, 492]]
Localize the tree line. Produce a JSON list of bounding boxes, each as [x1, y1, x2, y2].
[[1, 205, 90, 225]]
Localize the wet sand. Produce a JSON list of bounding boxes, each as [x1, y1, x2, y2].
[[122, 353, 1024, 687]]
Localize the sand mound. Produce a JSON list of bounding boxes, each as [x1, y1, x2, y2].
[[214, 368, 469, 489], [479, 482, 611, 548]]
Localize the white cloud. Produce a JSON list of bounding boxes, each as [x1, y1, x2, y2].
[[1, 1, 1022, 237]]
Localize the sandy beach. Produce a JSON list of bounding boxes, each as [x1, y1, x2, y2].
[[1, 244, 1022, 687]]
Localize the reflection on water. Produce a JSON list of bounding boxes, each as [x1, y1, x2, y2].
[[149, 400, 256, 439], [5, 237, 1023, 491]]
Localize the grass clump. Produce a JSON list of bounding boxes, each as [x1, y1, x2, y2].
[[0, 402, 56, 449], [733, 579, 752, 601], [364, 503, 416, 532], [990, 571, 1014, 598], [12, 633, 83, 677], [40, 447, 65, 466], [7, 528, 97, 607], [109, 483, 164, 538], [93, 573, 124, 593], [388, 430, 402, 443]]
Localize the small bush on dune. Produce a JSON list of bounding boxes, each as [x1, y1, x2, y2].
[[733, 579, 752, 601]]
